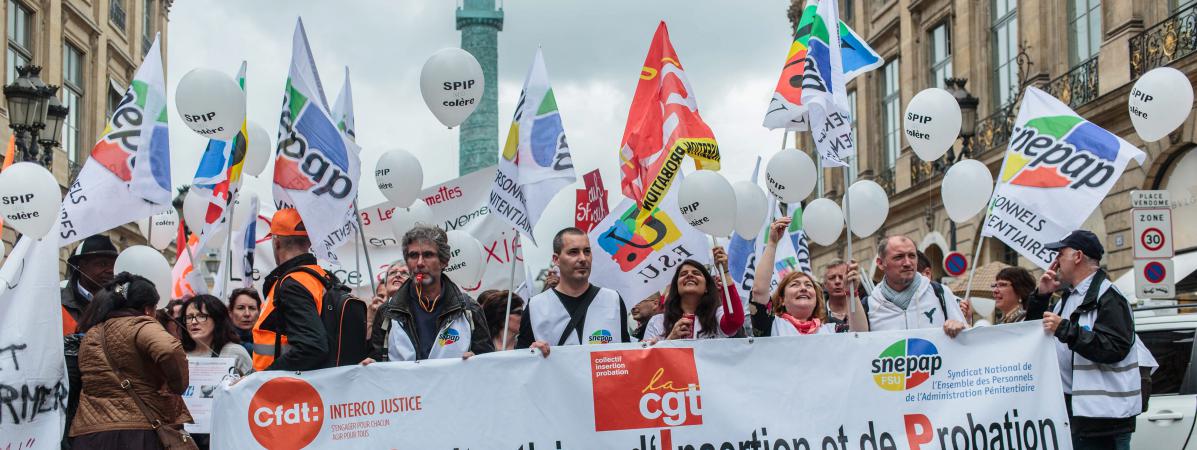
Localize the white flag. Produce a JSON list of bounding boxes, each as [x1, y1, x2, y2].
[[489, 49, 576, 244], [800, 0, 855, 168], [332, 66, 356, 142]]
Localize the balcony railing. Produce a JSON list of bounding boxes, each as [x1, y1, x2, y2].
[[974, 101, 1018, 157], [910, 158, 937, 187], [1130, 2, 1197, 79], [1045, 56, 1099, 109], [877, 167, 895, 196]]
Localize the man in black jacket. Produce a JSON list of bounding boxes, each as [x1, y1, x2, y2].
[[364, 226, 492, 362], [251, 208, 332, 372], [1029, 230, 1139, 450]]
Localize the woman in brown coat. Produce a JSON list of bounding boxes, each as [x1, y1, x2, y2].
[[70, 272, 192, 450]]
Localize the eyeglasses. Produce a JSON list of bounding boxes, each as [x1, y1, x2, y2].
[[990, 281, 1013, 290], [184, 313, 210, 324], [510, 308, 524, 316]]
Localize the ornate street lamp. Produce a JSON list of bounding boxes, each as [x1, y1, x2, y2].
[[943, 77, 978, 165], [3, 65, 66, 167]]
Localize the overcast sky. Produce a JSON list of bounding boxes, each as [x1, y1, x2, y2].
[[165, 0, 794, 272]]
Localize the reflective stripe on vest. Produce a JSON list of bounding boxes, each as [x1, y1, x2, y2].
[[252, 266, 327, 371], [61, 305, 77, 335], [528, 287, 624, 345], [387, 314, 472, 361], [1064, 278, 1142, 418]]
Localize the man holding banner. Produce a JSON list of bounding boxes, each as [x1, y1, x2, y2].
[[866, 236, 968, 337], [364, 226, 493, 362], [518, 228, 632, 356]]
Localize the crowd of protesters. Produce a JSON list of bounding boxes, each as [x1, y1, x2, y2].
[[53, 208, 1153, 450]]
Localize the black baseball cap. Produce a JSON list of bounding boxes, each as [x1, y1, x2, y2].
[[1044, 230, 1104, 261]]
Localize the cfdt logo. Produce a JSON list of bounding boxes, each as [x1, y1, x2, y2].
[[248, 377, 324, 450], [592, 348, 703, 432], [438, 328, 460, 346], [1002, 115, 1120, 189], [871, 338, 943, 391], [588, 329, 614, 344]]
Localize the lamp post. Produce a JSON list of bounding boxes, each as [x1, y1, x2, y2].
[[942, 77, 978, 166], [3, 65, 67, 168]]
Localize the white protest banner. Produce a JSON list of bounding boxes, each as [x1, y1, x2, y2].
[[211, 322, 1068, 449], [590, 190, 711, 305], [183, 357, 237, 434], [982, 87, 1146, 268], [0, 226, 67, 449]]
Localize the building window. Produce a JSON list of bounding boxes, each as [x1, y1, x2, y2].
[[141, 0, 154, 55], [1173, 0, 1197, 12], [881, 59, 901, 169], [991, 0, 1019, 109], [929, 22, 953, 89], [110, 0, 127, 32], [6, 0, 32, 84], [63, 43, 84, 162], [841, 0, 853, 22], [1068, 0, 1101, 65], [107, 80, 124, 119]]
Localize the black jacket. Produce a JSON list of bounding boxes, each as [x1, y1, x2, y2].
[[368, 275, 493, 361], [1027, 269, 1137, 437], [259, 253, 329, 371]]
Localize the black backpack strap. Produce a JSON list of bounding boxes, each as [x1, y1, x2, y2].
[[557, 287, 599, 346], [272, 266, 329, 358], [931, 282, 947, 321]]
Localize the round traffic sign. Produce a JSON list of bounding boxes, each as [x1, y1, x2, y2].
[[1141, 227, 1166, 252], [1144, 261, 1167, 284], [943, 252, 968, 277]]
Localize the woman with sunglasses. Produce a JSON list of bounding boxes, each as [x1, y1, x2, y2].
[[178, 294, 252, 376], [479, 290, 525, 351], [992, 267, 1036, 324]]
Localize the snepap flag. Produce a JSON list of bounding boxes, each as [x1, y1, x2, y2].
[[764, 0, 881, 131], [273, 19, 362, 264], [981, 87, 1146, 268], [191, 61, 248, 251], [800, 0, 856, 168], [332, 66, 356, 142], [59, 34, 172, 245], [489, 48, 576, 244], [619, 22, 720, 221]]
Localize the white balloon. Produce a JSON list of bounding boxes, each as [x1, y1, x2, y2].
[[677, 170, 737, 237], [803, 198, 844, 246], [175, 68, 245, 141], [243, 121, 272, 177], [1130, 67, 1194, 142], [231, 191, 259, 231], [388, 200, 434, 239], [765, 148, 817, 203], [375, 149, 424, 208], [182, 187, 212, 232], [445, 230, 484, 288], [846, 180, 889, 238], [137, 208, 178, 250], [114, 245, 173, 307], [0, 162, 61, 238], [904, 88, 962, 161], [732, 181, 769, 240], [942, 159, 995, 222], [419, 48, 484, 128]]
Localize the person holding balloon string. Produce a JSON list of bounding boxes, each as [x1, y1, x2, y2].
[[640, 246, 745, 342], [750, 217, 869, 336]]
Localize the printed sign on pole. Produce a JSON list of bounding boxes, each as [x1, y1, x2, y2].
[[1131, 191, 1173, 259], [1134, 259, 1175, 299], [575, 169, 609, 233], [943, 251, 968, 277]]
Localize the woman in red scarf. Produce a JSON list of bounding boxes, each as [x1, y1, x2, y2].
[[750, 217, 868, 336]]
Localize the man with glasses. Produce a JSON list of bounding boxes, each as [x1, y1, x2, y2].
[[363, 225, 493, 362]]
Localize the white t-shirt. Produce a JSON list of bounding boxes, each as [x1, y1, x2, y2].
[[641, 307, 729, 341]]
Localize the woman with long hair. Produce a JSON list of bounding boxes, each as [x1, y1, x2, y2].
[[179, 294, 253, 375], [750, 217, 868, 335], [70, 273, 192, 450], [478, 290, 525, 351], [642, 246, 745, 341]]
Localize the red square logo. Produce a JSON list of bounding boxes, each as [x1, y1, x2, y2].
[[591, 348, 703, 432]]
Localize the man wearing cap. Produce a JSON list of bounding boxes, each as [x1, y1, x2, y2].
[[61, 234, 118, 449], [251, 208, 331, 371], [1029, 230, 1140, 450]]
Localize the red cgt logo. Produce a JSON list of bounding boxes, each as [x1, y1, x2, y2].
[[591, 347, 703, 432]]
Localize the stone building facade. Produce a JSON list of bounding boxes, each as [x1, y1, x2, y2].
[[796, 0, 1197, 302]]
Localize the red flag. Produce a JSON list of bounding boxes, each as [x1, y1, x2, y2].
[[618, 22, 720, 219]]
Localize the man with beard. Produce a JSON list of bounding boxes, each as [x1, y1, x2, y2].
[[517, 227, 632, 356]]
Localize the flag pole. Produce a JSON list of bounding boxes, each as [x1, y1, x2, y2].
[[220, 197, 237, 298], [352, 200, 377, 296], [501, 233, 521, 351], [711, 234, 732, 311], [962, 235, 986, 304], [843, 155, 856, 313]]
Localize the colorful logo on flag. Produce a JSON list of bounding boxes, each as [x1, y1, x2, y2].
[[91, 80, 170, 190], [275, 81, 353, 198], [1001, 115, 1120, 189], [871, 338, 942, 391], [596, 202, 683, 271], [502, 88, 567, 169]]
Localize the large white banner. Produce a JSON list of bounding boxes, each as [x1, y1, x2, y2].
[[0, 228, 67, 449], [212, 321, 1070, 449]]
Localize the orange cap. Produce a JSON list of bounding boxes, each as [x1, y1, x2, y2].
[[270, 208, 308, 236]]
